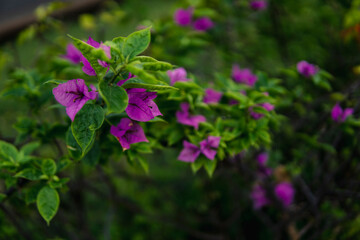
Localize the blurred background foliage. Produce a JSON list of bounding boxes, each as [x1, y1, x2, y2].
[[1, 0, 360, 239]]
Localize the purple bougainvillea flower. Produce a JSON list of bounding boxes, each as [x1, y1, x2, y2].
[[178, 141, 201, 162], [232, 65, 258, 86], [251, 184, 270, 209], [52, 79, 98, 121], [62, 44, 82, 64], [297, 61, 318, 78], [331, 103, 353, 122], [203, 88, 223, 104], [174, 7, 193, 26], [193, 17, 214, 31], [110, 118, 148, 150], [126, 88, 162, 122], [257, 152, 268, 166], [229, 99, 239, 105], [176, 102, 206, 129], [81, 37, 111, 76], [274, 182, 295, 208], [250, 0, 268, 11], [167, 68, 191, 85], [200, 136, 221, 160]]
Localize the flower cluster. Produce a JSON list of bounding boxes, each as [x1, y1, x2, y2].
[[178, 136, 221, 162], [249, 0, 268, 11], [251, 153, 295, 209], [174, 7, 214, 32], [231, 64, 258, 86], [331, 103, 353, 123]]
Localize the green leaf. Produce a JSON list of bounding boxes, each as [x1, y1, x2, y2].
[[99, 81, 128, 114], [204, 159, 217, 177], [82, 141, 100, 167], [131, 56, 158, 63], [20, 141, 40, 156], [68, 35, 107, 78], [71, 104, 105, 156], [126, 63, 166, 85], [41, 159, 57, 176], [122, 27, 151, 60], [142, 62, 173, 71], [37, 186, 60, 225], [0, 193, 6, 203], [122, 77, 177, 90], [15, 168, 42, 180], [43, 79, 67, 85], [25, 183, 45, 205], [66, 127, 82, 160], [191, 157, 205, 173], [0, 141, 18, 163], [137, 155, 149, 173]]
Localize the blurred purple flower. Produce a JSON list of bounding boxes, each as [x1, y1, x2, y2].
[[178, 141, 201, 162], [250, 102, 274, 119], [297, 61, 318, 78], [110, 118, 148, 150], [176, 103, 206, 129], [117, 73, 135, 87], [250, 0, 268, 11], [174, 8, 193, 26], [167, 68, 191, 85], [126, 88, 162, 122], [52, 79, 98, 121], [331, 103, 353, 122], [274, 182, 295, 208], [62, 44, 82, 64], [81, 37, 111, 76], [257, 152, 268, 166], [232, 65, 258, 86], [256, 152, 272, 178], [203, 88, 223, 104], [200, 136, 221, 160], [251, 184, 270, 209], [193, 17, 214, 31]]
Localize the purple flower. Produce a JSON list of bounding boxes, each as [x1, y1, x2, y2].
[[174, 8, 193, 26], [251, 184, 270, 209], [178, 141, 201, 162], [52, 79, 98, 121], [193, 17, 214, 31], [203, 88, 223, 104], [250, 102, 275, 119], [331, 103, 353, 122], [250, 0, 268, 11], [167, 68, 191, 85], [116, 74, 162, 122], [126, 88, 162, 122], [199, 136, 221, 160], [297, 61, 318, 78], [62, 44, 82, 64], [256, 152, 272, 178], [110, 118, 148, 150], [176, 103, 206, 129], [81, 37, 111, 76], [232, 65, 258, 86], [274, 182, 295, 208], [257, 152, 268, 166]]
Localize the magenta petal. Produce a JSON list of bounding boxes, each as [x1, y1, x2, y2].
[[193, 17, 214, 31], [251, 184, 270, 209], [66, 98, 88, 121], [342, 108, 353, 121], [257, 152, 268, 166], [126, 96, 154, 122], [167, 67, 190, 85], [53, 79, 86, 106], [178, 141, 201, 162], [174, 8, 193, 26], [81, 56, 96, 76], [250, 0, 268, 11], [262, 103, 275, 111], [200, 136, 220, 160], [331, 103, 343, 122], [297, 61, 318, 78], [86, 37, 101, 48], [274, 182, 295, 208], [63, 44, 82, 64], [203, 88, 223, 104], [110, 118, 148, 150]]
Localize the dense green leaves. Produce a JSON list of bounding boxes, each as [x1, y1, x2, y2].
[[36, 186, 60, 225], [99, 81, 128, 114], [0, 141, 18, 163], [41, 159, 57, 176], [122, 77, 177, 90], [15, 168, 42, 180], [71, 104, 105, 156]]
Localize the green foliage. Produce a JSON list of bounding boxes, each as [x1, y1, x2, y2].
[[36, 186, 60, 225]]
